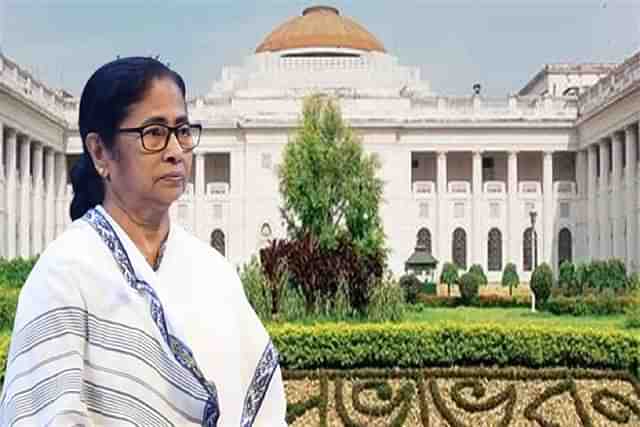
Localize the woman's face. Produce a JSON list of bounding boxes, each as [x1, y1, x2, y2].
[[106, 77, 193, 212]]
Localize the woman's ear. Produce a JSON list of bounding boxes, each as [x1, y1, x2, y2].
[[85, 133, 110, 179]]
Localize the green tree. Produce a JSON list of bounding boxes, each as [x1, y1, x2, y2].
[[501, 262, 520, 297], [557, 260, 577, 296], [531, 263, 553, 308], [458, 272, 480, 305], [440, 262, 459, 297], [468, 264, 487, 286], [278, 95, 386, 256]]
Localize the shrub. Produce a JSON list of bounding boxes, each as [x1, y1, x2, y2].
[[285, 234, 385, 315], [588, 260, 607, 291], [0, 333, 10, 389], [606, 258, 627, 293], [626, 272, 640, 293], [573, 262, 589, 296], [240, 256, 271, 321], [458, 273, 480, 305], [624, 303, 640, 329], [268, 322, 640, 372], [439, 262, 459, 297], [468, 264, 487, 286], [545, 294, 638, 316], [557, 260, 577, 295], [399, 274, 421, 304], [367, 274, 405, 322], [313, 281, 356, 321], [280, 285, 307, 322], [260, 239, 293, 317], [0, 257, 37, 288], [501, 263, 519, 297], [531, 263, 553, 306], [421, 280, 437, 296], [0, 288, 20, 331], [417, 294, 530, 309]]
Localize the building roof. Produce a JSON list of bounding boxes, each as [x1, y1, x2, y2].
[[518, 63, 618, 96], [405, 246, 438, 271], [255, 6, 386, 54]]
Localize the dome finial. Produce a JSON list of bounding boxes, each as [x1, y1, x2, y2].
[[302, 5, 339, 16]]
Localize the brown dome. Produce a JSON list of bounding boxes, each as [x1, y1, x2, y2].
[[255, 6, 386, 54]]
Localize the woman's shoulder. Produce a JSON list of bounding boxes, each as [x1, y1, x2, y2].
[[22, 220, 109, 294], [39, 219, 104, 266], [14, 220, 105, 323]]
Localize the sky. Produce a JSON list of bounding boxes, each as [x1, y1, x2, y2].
[[0, 0, 638, 98]]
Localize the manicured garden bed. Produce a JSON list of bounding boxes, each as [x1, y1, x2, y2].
[[284, 367, 640, 426]]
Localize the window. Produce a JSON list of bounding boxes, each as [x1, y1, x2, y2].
[[452, 228, 467, 269], [211, 229, 226, 257], [454, 202, 465, 219], [558, 228, 572, 267], [417, 228, 432, 254], [488, 228, 502, 271]]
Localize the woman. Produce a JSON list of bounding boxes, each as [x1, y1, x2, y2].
[[0, 57, 287, 426]]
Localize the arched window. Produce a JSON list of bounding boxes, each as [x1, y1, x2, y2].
[[487, 228, 502, 271], [417, 227, 432, 254], [558, 228, 572, 267], [210, 229, 226, 257], [523, 227, 534, 272], [452, 228, 467, 269]]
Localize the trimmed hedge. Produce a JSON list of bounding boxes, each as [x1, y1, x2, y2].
[[0, 288, 20, 331], [545, 294, 639, 316], [0, 333, 10, 387], [0, 257, 37, 289], [268, 322, 640, 375], [417, 294, 530, 309]]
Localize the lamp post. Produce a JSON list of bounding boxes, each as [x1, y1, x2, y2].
[[529, 210, 538, 312]]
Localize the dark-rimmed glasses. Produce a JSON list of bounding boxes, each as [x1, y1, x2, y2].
[[118, 123, 202, 153]]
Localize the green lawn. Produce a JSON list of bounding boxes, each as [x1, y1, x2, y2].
[[275, 306, 629, 330], [405, 306, 627, 329]]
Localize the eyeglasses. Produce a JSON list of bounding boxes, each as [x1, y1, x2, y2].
[[118, 123, 202, 153]]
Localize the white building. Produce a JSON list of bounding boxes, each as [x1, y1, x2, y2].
[[1, 5, 639, 280]]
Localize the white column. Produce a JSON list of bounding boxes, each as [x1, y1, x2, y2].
[[31, 142, 43, 255], [5, 129, 17, 259], [599, 139, 610, 259], [44, 148, 56, 246], [542, 151, 554, 265], [625, 125, 637, 271], [0, 124, 4, 258], [19, 135, 31, 258], [575, 150, 587, 260], [507, 151, 519, 267], [471, 150, 482, 267], [587, 145, 598, 260], [195, 152, 206, 238], [437, 151, 448, 263], [611, 132, 623, 259], [0, 123, 4, 259], [55, 152, 67, 237]]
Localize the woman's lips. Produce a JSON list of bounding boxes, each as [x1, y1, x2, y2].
[[159, 172, 185, 182]]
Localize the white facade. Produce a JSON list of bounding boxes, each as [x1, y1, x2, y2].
[[1, 9, 640, 281]]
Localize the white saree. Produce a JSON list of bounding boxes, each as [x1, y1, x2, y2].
[[0, 206, 287, 426]]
